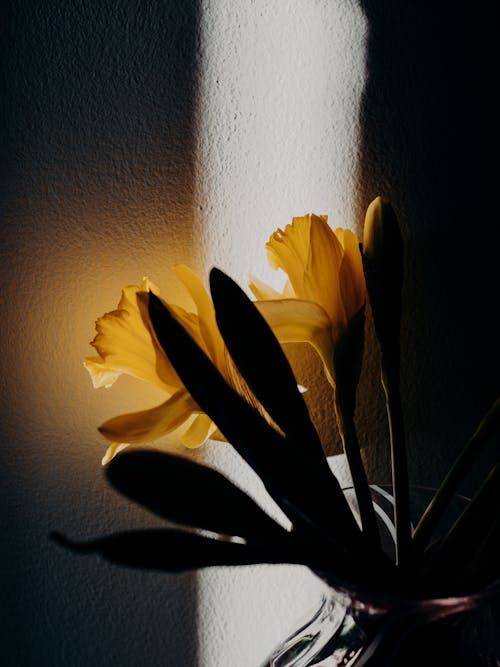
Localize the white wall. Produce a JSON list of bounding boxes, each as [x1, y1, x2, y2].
[[1, 2, 494, 666], [193, 3, 367, 664]]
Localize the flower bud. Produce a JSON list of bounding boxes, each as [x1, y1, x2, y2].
[[362, 196, 404, 355], [363, 196, 403, 283]]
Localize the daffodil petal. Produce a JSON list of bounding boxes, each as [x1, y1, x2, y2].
[[180, 414, 218, 448], [255, 298, 335, 385], [336, 228, 366, 320], [89, 282, 181, 393], [174, 265, 213, 322], [304, 216, 345, 324], [174, 264, 224, 368], [98, 389, 198, 444], [101, 442, 130, 466], [84, 356, 122, 389], [283, 279, 295, 298], [266, 216, 314, 297], [248, 275, 283, 300], [164, 303, 203, 343]]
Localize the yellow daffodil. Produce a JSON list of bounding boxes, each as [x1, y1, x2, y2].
[[250, 213, 378, 542], [250, 213, 366, 387], [84, 265, 230, 464]]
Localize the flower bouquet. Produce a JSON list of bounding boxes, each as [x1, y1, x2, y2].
[[54, 197, 500, 666]]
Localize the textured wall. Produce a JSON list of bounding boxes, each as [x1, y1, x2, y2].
[[354, 1, 497, 489], [1, 1, 495, 666], [1, 2, 200, 666], [192, 3, 367, 665]]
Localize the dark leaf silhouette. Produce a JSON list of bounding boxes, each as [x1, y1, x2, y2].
[[209, 269, 369, 544], [209, 267, 322, 456], [148, 291, 363, 551], [50, 528, 388, 593], [106, 449, 285, 542], [51, 529, 292, 571]]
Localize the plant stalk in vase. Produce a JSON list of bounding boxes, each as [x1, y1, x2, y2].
[[362, 196, 411, 570]]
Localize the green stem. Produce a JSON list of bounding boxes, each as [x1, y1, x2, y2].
[[381, 349, 412, 569], [413, 396, 500, 553], [335, 398, 381, 550]]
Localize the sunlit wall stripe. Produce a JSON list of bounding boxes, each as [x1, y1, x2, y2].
[[192, 2, 368, 664]]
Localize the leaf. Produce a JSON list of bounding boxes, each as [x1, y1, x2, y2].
[[209, 267, 322, 457], [209, 268, 385, 559], [148, 291, 363, 552], [105, 449, 284, 542]]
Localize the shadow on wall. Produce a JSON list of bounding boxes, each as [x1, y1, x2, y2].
[[1, 0, 200, 257], [354, 1, 496, 491], [1, 2, 200, 666]]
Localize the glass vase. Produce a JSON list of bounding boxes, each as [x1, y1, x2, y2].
[[264, 485, 500, 667]]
